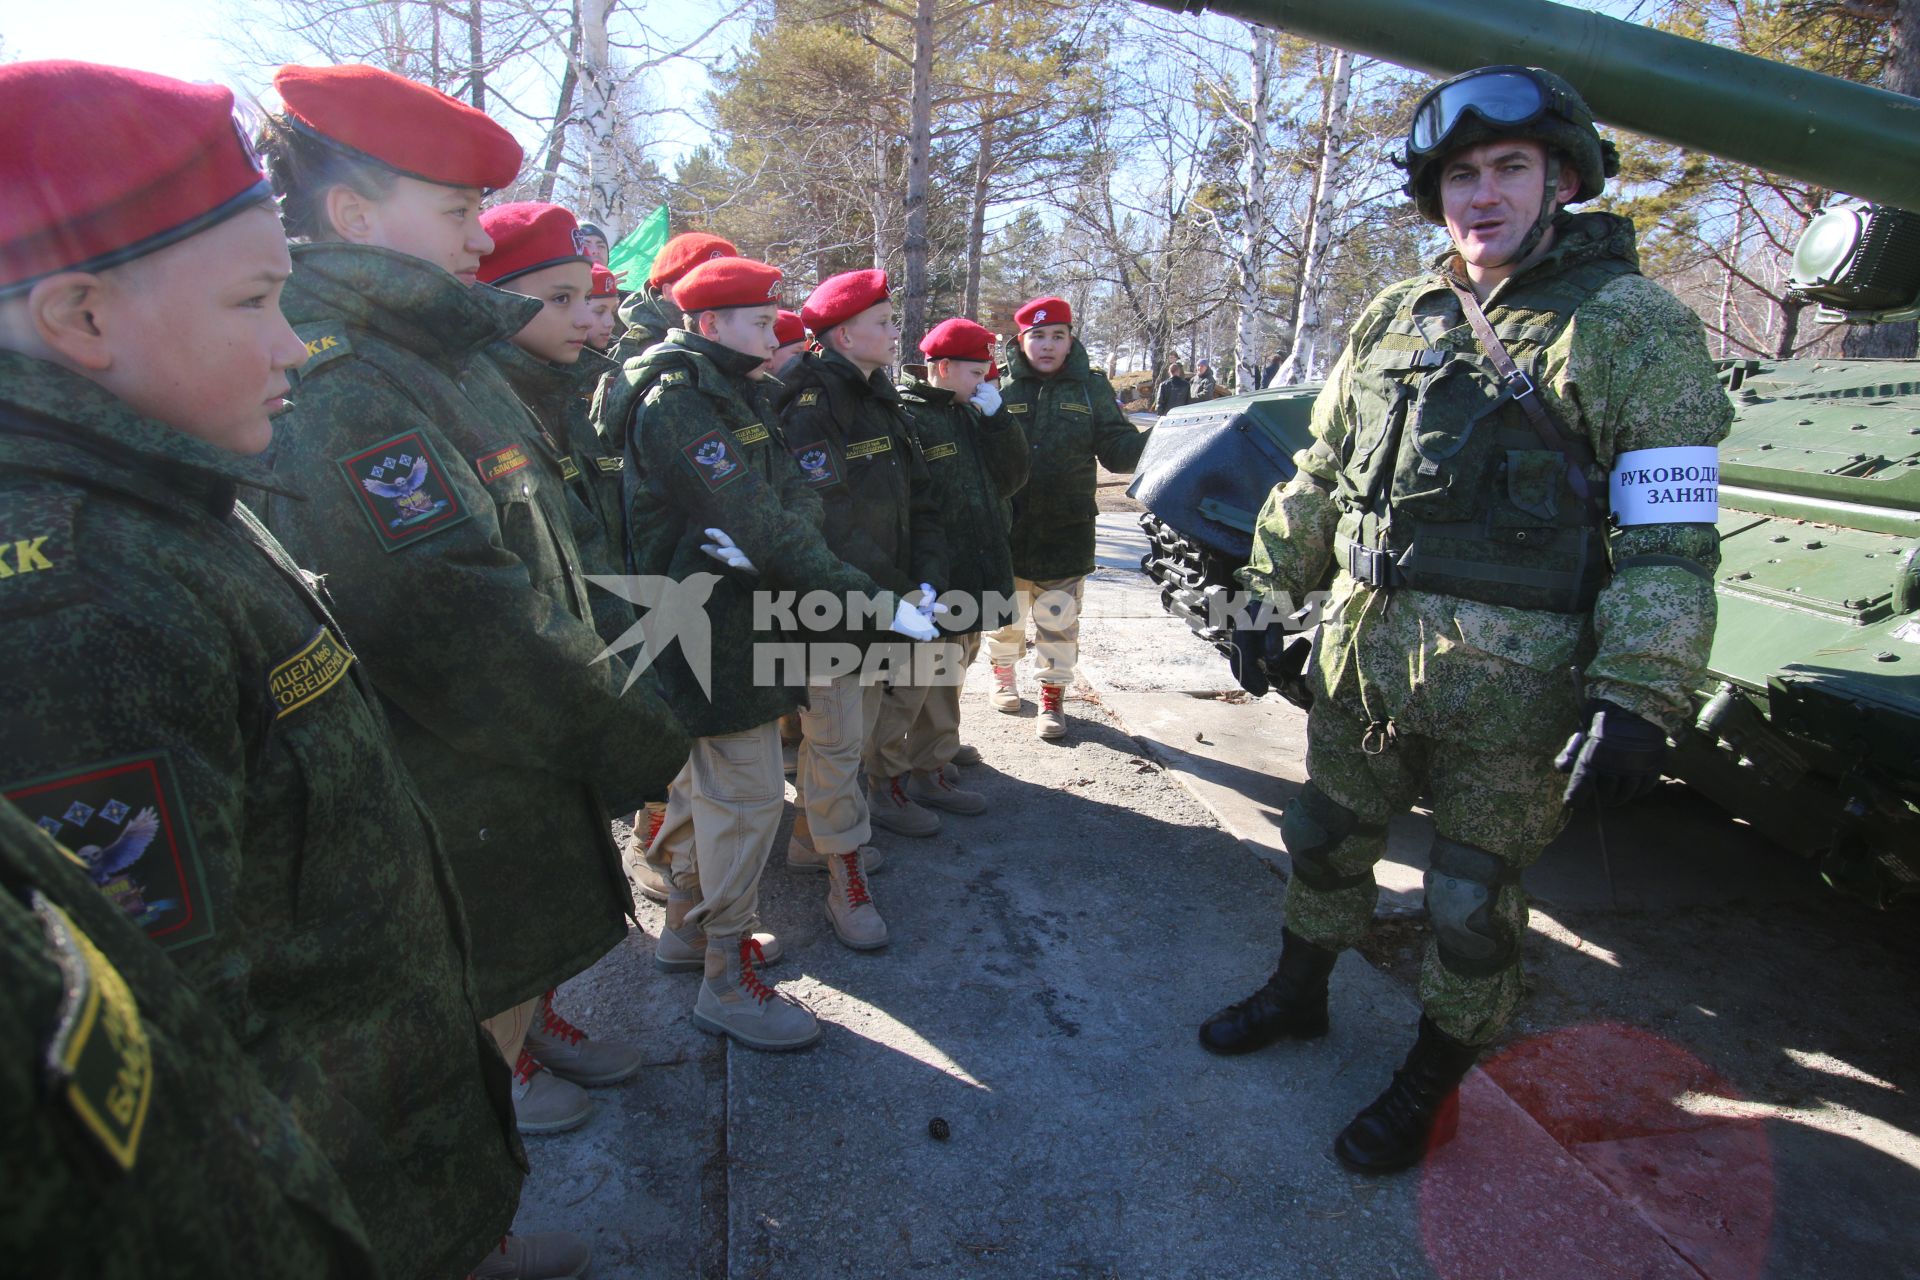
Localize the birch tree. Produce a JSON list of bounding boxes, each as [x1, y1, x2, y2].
[[1275, 46, 1352, 385]]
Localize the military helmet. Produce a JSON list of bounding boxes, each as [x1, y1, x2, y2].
[[1401, 65, 1620, 223]]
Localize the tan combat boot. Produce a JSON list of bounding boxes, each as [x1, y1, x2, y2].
[[655, 888, 783, 972], [868, 773, 941, 837], [525, 989, 643, 1087], [908, 766, 987, 815], [691, 936, 821, 1051], [510, 1048, 591, 1134], [1037, 682, 1068, 740], [824, 849, 889, 950], [786, 809, 887, 873], [989, 662, 1021, 713], [624, 801, 669, 904], [468, 1231, 591, 1280]]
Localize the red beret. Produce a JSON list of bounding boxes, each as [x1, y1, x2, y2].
[[589, 265, 620, 299], [774, 310, 806, 347], [477, 202, 586, 286], [274, 64, 521, 190], [0, 61, 269, 294], [648, 232, 737, 288], [1015, 296, 1072, 332], [672, 257, 783, 313], [920, 317, 995, 363], [803, 268, 890, 334]]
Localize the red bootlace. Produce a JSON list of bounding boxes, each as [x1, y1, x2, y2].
[[994, 665, 1015, 688], [1041, 683, 1064, 712], [889, 776, 912, 806], [644, 805, 665, 845], [738, 937, 775, 1004], [512, 1048, 541, 1086], [540, 989, 586, 1045], [837, 851, 873, 907]]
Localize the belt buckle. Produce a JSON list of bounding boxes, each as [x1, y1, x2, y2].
[[1507, 370, 1537, 401]]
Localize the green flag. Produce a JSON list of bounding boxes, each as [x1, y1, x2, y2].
[[607, 205, 669, 288]]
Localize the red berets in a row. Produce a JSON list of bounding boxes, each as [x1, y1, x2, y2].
[[803, 269, 889, 334], [274, 63, 521, 190], [672, 257, 782, 313], [649, 232, 736, 288], [1015, 296, 1071, 332], [920, 317, 996, 363], [589, 265, 620, 299], [0, 61, 270, 294], [477, 202, 586, 287], [773, 310, 807, 347]]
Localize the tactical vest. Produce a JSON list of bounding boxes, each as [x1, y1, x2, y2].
[[1333, 254, 1633, 613]]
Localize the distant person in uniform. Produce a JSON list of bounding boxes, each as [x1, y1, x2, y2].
[[608, 231, 737, 366], [586, 264, 622, 353], [574, 220, 611, 267]]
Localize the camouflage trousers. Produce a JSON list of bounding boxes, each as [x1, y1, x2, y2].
[[1284, 694, 1570, 1045]]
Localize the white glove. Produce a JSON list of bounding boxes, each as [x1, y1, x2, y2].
[[889, 598, 939, 641], [969, 381, 1002, 416], [916, 582, 951, 619], [699, 527, 757, 573]]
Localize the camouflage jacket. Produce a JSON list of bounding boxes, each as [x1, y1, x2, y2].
[[486, 340, 632, 642], [777, 350, 949, 648], [258, 243, 690, 1012], [998, 338, 1151, 581], [607, 285, 678, 368], [895, 375, 1030, 634], [1241, 213, 1733, 749], [0, 797, 375, 1280], [0, 355, 521, 1278], [601, 331, 886, 736]]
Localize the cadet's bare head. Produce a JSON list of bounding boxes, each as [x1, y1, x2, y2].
[[264, 64, 521, 284], [0, 63, 306, 456]]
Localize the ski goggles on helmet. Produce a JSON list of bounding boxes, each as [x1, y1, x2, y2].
[[1407, 66, 1565, 156]]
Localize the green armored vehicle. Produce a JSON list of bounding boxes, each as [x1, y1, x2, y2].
[[1130, 0, 1920, 901]]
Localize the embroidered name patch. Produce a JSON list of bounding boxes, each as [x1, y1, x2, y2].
[[1006, 402, 1030, 415], [269, 627, 354, 719], [594, 456, 625, 475], [734, 424, 771, 447], [8, 754, 212, 951], [846, 435, 893, 459], [475, 443, 531, 484], [682, 429, 746, 491], [336, 431, 468, 552], [1062, 400, 1091, 414], [35, 896, 153, 1171], [559, 455, 582, 482], [923, 441, 959, 461], [791, 443, 840, 487], [1610, 446, 1720, 525]]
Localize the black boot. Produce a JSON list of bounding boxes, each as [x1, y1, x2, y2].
[[1333, 1015, 1479, 1174], [1197, 929, 1338, 1055]]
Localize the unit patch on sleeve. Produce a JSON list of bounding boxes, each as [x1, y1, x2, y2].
[[682, 429, 747, 492], [33, 896, 154, 1172], [791, 442, 841, 488], [733, 424, 771, 448], [268, 627, 355, 719], [335, 431, 469, 552], [474, 443, 532, 484], [7, 754, 213, 951], [845, 435, 893, 460], [922, 441, 959, 462]]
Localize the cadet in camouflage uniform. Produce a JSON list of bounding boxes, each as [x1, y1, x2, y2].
[[870, 318, 1030, 823], [586, 263, 621, 353], [254, 67, 688, 1261], [1199, 67, 1731, 1175], [0, 796, 377, 1279], [987, 296, 1151, 738], [0, 62, 523, 1278], [779, 269, 949, 940], [601, 256, 934, 1047], [606, 232, 737, 368], [478, 202, 631, 644]]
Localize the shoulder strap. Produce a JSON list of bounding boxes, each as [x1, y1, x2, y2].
[[1445, 278, 1603, 521]]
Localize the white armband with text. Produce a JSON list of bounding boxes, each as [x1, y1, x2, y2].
[[1609, 447, 1719, 525]]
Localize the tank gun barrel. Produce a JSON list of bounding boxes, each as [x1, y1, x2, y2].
[[1142, 0, 1920, 213]]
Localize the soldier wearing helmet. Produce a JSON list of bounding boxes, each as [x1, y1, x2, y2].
[[1202, 66, 1732, 1174]]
